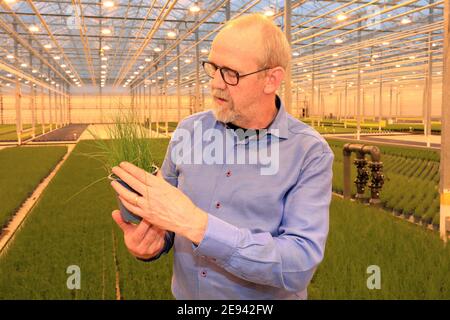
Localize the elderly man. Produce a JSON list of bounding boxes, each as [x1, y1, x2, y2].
[[111, 13, 334, 300]]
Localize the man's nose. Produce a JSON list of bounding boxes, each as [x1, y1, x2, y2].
[[211, 69, 227, 90]]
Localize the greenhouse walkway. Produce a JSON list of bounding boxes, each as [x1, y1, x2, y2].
[[327, 133, 441, 150]]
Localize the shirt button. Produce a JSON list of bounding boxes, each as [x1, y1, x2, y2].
[[215, 202, 221, 209], [200, 270, 207, 277], [226, 170, 232, 177]]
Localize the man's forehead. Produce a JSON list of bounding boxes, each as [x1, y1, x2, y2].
[[210, 27, 262, 68], [214, 25, 262, 49]]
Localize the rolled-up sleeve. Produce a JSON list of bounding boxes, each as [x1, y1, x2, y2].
[[193, 150, 334, 292]]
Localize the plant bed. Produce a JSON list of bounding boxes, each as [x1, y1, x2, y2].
[[327, 138, 440, 226], [0, 139, 173, 299], [0, 146, 67, 233]]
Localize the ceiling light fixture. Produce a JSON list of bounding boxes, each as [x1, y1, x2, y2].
[[264, 8, 275, 17], [189, 4, 201, 13], [101, 28, 112, 35], [29, 25, 40, 33], [103, 1, 115, 8], [336, 13, 347, 21], [401, 16, 412, 24]]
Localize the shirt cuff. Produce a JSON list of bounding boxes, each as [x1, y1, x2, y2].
[[137, 232, 174, 263], [192, 214, 239, 266]]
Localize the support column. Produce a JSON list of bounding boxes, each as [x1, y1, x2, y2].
[[0, 85, 3, 125], [440, 0, 450, 242], [425, 32, 433, 147], [40, 86, 45, 133], [225, 0, 231, 20], [195, 29, 200, 113], [49, 86, 53, 131], [32, 84, 37, 138], [59, 86, 63, 127], [68, 85, 71, 124], [156, 85, 160, 135], [344, 80, 348, 120], [138, 85, 142, 120], [164, 50, 168, 135], [149, 83, 153, 137], [15, 77, 22, 145], [29, 49, 36, 138], [53, 81, 58, 128], [283, 0, 292, 114], [13, 23, 22, 144], [338, 91, 342, 121], [389, 84, 393, 124], [378, 75, 383, 133], [145, 84, 148, 125], [177, 45, 181, 123], [356, 22, 362, 140]]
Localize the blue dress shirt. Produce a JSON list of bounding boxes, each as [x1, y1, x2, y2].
[[158, 96, 334, 300]]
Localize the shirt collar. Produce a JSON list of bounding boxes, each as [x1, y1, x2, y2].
[[214, 95, 289, 141], [267, 95, 289, 140]]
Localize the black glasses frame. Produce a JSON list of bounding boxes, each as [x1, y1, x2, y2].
[[201, 61, 271, 86]]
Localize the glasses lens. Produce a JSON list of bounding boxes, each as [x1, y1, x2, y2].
[[222, 68, 239, 85], [203, 62, 217, 78]]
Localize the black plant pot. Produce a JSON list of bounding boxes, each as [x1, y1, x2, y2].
[[109, 165, 159, 224]]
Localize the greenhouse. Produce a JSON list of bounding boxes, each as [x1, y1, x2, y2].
[[0, 0, 449, 300]]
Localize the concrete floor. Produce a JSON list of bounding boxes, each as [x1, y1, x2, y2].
[[79, 124, 170, 140]]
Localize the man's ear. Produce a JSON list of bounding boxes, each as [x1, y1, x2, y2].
[[263, 67, 285, 94]]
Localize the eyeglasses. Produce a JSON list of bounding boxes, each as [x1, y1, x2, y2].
[[202, 61, 271, 86]]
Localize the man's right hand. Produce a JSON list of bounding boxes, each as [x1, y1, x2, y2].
[[112, 210, 166, 260]]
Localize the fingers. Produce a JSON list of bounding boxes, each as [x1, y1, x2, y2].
[[136, 228, 166, 258], [111, 166, 147, 196], [111, 180, 144, 208], [119, 162, 158, 187], [118, 195, 145, 219], [136, 227, 158, 253], [131, 219, 152, 244], [112, 210, 134, 234]]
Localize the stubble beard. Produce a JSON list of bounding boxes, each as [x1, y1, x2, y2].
[[212, 101, 239, 123], [211, 90, 239, 123]]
